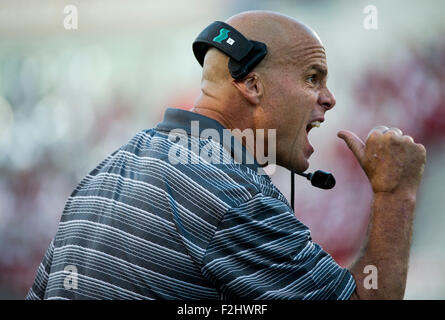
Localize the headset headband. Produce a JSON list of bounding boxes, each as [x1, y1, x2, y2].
[[192, 21, 268, 79]]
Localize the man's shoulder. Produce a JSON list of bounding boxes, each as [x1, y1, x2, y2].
[[80, 128, 286, 209]]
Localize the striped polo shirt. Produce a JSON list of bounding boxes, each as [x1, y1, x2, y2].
[[26, 108, 356, 300]]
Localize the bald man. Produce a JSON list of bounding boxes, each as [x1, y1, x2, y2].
[[27, 11, 425, 300]]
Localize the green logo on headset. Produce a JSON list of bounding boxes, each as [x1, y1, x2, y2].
[[213, 28, 230, 43]]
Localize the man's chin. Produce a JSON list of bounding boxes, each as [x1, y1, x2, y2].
[[285, 158, 309, 173], [296, 162, 309, 173]]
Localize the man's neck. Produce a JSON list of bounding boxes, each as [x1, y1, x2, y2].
[[192, 92, 238, 130], [192, 96, 262, 166]]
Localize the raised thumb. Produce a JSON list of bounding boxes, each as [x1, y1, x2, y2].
[[337, 130, 365, 161]]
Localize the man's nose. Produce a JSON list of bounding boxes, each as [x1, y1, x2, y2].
[[318, 88, 336, 111]]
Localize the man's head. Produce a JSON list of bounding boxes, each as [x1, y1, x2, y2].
[[192, 10, 336, 173]]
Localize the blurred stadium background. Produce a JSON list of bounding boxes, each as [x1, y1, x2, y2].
[[1, 0, 445, 299]]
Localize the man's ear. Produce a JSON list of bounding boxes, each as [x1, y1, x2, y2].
[[232, 72, 263, 105]]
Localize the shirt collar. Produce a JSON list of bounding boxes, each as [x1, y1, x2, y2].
[[156, 108, 265, 174]]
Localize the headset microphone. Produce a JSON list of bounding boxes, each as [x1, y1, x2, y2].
[[291, 170, 336, 211]]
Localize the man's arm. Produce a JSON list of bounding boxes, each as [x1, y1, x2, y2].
[[338, 126, 426, 300], [349, 191, 417, 299], [201, 194, 356, 300]]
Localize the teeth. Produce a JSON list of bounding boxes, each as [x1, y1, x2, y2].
[[310, 121, 321, 128]]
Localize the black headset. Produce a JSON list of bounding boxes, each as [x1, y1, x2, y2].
[[193, 21, 268, 80]]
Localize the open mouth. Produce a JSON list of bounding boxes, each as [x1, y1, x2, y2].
[[304, 119, 324, 157], [306, 120, 322, 134]]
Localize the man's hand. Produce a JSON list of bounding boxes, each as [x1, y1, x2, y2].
[[337, 126, 426, 195], [337, 126, 427, 299]]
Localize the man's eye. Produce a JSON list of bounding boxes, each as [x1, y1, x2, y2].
[[307, 75, 317, 84]]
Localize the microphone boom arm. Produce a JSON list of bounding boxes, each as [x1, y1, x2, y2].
[[291, 170, 336, 211]]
